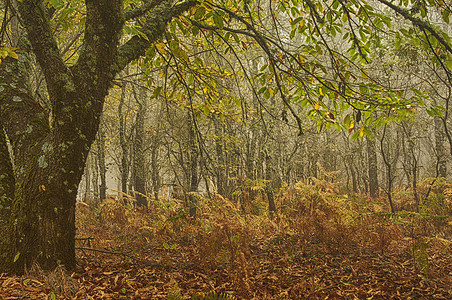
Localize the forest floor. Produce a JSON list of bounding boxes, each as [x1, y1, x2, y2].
[[1, 181, 452, 299]]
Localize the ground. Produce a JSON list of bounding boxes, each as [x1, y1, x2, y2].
[[1, 184, 452, 299]]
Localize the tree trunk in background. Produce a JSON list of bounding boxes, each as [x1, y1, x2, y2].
[[150, 143, 160, 202], [435, 117, 447, 178], [97, 120, 107, 202], [119, 81, 130, 196], [132, 88, 147, 208], [245, 128, 257, 180], [187, 110, 199, 217], [265, 150, 277, 214], [84, 156, 91, 201], [92, 154, 99, 197], [150, 107, 162, 202], [351, 163, 358, 193], [367, 136, 379, 198], [380, 125, 396, 213], [214, 117, 226, 196]]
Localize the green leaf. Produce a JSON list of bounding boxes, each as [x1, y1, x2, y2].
[[192, 26, 199, 35], [194, 6, 206, 21], [445, 57, 452, 71], [49, 0, 64, 9], [213, 13, 224, 29], [442, 9, 450, 24], [426, 107, 435, 118], [49, 292, 56, 300]]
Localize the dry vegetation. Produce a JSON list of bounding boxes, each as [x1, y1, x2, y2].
[[1, 177, 452, 299]]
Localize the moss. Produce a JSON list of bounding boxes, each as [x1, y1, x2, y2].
[[38, 155, 48, 168], [41, 142, 53, 153]]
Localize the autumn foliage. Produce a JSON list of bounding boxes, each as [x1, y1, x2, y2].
[[1, 176, 452, 299]]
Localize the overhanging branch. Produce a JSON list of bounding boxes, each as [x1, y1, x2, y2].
[[116, 0, 197, 72], [376, 0, 452, 55]]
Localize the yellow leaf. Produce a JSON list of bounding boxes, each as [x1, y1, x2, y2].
[[319, 87, 324, 96], [297, 54, 305, 64], [360, 126, 364, 137], [314, 102, 320, 110], [155, 42, 166, 55], [299, 19, 305, 29], [361, 70, 369, 79], [348, 119, 354, 133]]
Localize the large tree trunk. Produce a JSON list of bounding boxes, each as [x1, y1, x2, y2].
[[0, 0, 205, 275], [0, 50, 107, 273], [0, 0, 122, 274]]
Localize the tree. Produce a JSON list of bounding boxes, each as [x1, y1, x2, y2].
[[0, 0, 196, 274], [1, 0, 451, 275], [367, 134, 379, 198]]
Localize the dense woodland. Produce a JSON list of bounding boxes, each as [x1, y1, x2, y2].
[[0, 0, 452, 298]]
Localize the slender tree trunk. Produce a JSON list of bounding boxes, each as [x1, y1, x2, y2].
[[150, 144, 160, 202], [187, 110, 199, 217], [97, 120, 107, 202], [214, 117, 226, 195], [435, 117, 447, 178], [367, 136, 379, 198], [119, 81, 130, 195], [265, 150, 277, 214], [84, 156, 91, 201], [380, 125, 396, 213], [132, 87, 147, 208]]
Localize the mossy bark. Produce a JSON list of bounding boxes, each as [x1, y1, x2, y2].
[[0, 0, 196, 274]]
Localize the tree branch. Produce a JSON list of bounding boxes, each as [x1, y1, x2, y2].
[[376, 0, 452, 55], [16, 0, 70, 100], [0, 54, 49, 161], [74, 0, 123, 96], [124, 0, 166, 21], [115, 0, 198, 72]]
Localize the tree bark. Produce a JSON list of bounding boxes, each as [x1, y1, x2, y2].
[[97, 120, 107, 202], [214, 116, 227, 196], [434, 117, 447, 178], [119, 81, 130, 196], [0, 0, 196, 274], [187, 110, 199, 217], [132, 87, 147, 208], [367, 136, 379, 198]]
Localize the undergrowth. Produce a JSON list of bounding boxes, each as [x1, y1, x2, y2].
[[72, 176, 452, 298]]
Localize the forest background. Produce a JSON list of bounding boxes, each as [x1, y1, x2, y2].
[[0, 0, 452, 298]]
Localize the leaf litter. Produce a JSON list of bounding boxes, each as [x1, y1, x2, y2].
[[1, 180, 451, 299]]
